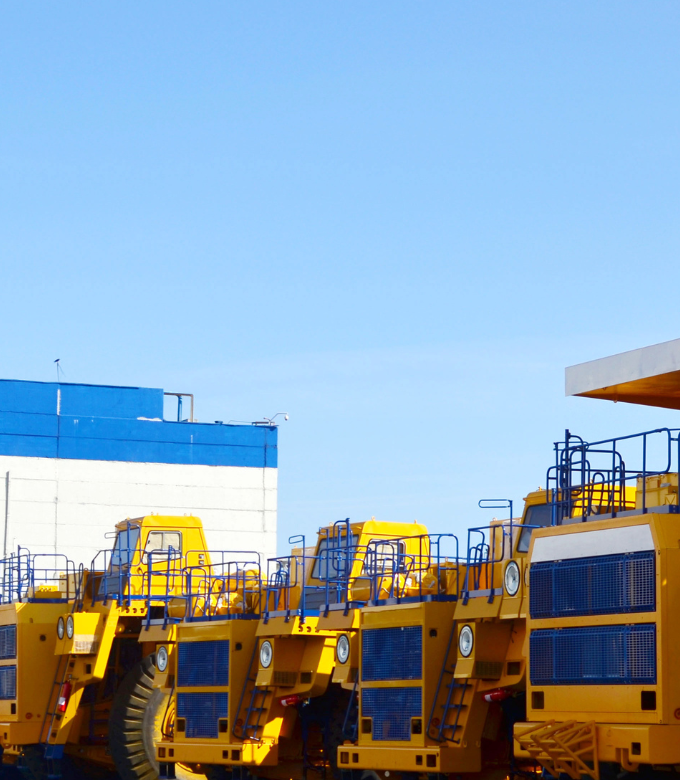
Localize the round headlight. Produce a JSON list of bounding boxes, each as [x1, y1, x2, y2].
[[459, 625, 473, 658], [156, 646, 169, 673], [336, 634, 350, 664], [66, 615, 75, 640], [260, 640, 273, 668], [57, 617, 65, 640], [504, 560, 521, 597]]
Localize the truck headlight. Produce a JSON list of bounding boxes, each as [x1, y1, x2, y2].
[[57, 617, 65, 640], [260, 640, 273, 668], [459, 625, 473, 657], [66, 615, 75, 639], [504, 560, 520, 596], [336, 634, 350, 664], [156, 646, 169, 672]]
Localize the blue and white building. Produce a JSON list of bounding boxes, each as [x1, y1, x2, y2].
[[0, 380, 278, 564]]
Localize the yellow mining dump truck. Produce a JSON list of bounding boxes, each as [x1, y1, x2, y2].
[[152, 551, 265, 780], [0, 515, 210, 780], [514, 428, 680, 780], [336, 492, 555, 780], [155, 518, 433, 780]]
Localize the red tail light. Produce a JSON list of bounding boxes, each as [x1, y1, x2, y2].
[[279, 694, 303, 708], [57, 682, 72, 713], [482, 687, 512, 703]]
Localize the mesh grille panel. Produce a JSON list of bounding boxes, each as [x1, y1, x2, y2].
[[177, 692, 228, 738], [530, 624, 656, 685], [362, 687, 421, 741], [530, 551, 655, 619], [177, 641, 229, 688], [0, 666, 16, 699], [362, 626, 422, 681], [0, 627, 16, 660]]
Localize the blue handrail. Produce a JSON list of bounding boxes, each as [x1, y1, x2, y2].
[[262, 525, 461, 621], [181, 551, 262, 623], [0, 547, 79, 604], [319, 532, 460, 608], [548, 428, 680, 523]]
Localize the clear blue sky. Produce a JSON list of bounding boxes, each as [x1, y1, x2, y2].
[[2, 3, 680, 551]]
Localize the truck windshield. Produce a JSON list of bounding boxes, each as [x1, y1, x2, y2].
[[111, 527, 141, 568], [312, 533, 356, 581], [517, 504, 553, 553]]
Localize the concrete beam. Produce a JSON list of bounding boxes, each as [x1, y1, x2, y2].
[[566, 338, 680, 410]]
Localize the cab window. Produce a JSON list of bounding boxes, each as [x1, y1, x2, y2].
[[111, 527, 141, 568], [312, 534, 356, 581], [144, 531, 182, 562], [517, 504, 553, 553], [363, 540, 406, 576]]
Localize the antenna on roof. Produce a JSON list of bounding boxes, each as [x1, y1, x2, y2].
[[54, 359, 65, 382], [252, 413, 289, 426]]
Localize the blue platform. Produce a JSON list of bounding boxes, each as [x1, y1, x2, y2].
[[0, 380, 277, 468]]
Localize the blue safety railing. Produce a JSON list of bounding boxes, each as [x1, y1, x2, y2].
[[315, 518, 359, 611], [263, 523, 462, 622], [460, 519, 541, 604], [336, 533, 460, 607], [547, 428, 680, 524], [263, 534, 318, 623], [0, 547, 80, 604], [262, 519, 361, 622], [461, 521, 512, 603], [139, 546, 186, 628], [181, 552, 262, 623]]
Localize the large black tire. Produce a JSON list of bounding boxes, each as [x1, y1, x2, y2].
[[108, 655, 205, 780]]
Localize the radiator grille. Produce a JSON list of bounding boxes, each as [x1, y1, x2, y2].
[[0, 626, 16, 660], [177, 692, 228, 738], [273, 671, 297, 686], [530, 551, 655, 619], [362, 687, 422, 741], [475, 661, 503, 679], [0, 666, 16, 699], [177, 641, 229, 688], [362, 626, 422, 681], [530, 624, 656, 685]]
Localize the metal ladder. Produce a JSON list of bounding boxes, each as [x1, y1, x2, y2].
[[32, 652, 73, 780], [232, 643, 270, 742], [240, 686, 272, 741], [427, 621, 468, 744], [514, 720, 600, 780], [38, 581, 85, 779]]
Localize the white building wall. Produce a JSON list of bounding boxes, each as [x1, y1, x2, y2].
[[0, 456, 277, 566]]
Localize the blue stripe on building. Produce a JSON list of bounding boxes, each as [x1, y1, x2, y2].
[[0, 380, 277, 468]]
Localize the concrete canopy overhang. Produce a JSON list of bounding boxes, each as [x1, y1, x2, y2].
[[566, 338, 680, 410]]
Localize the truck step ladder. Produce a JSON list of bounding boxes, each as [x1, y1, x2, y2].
[[240, 686, 272, 741], [514, 720, 600, 780], [427, 621, 468, 744], [39, 653, 73, 747]]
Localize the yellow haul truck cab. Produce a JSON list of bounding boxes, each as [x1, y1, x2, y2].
[[514, 428, 680, 780], [337, 493, 553, 780], [0, 515, 210, 780], [157, 519, 431, 780]]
